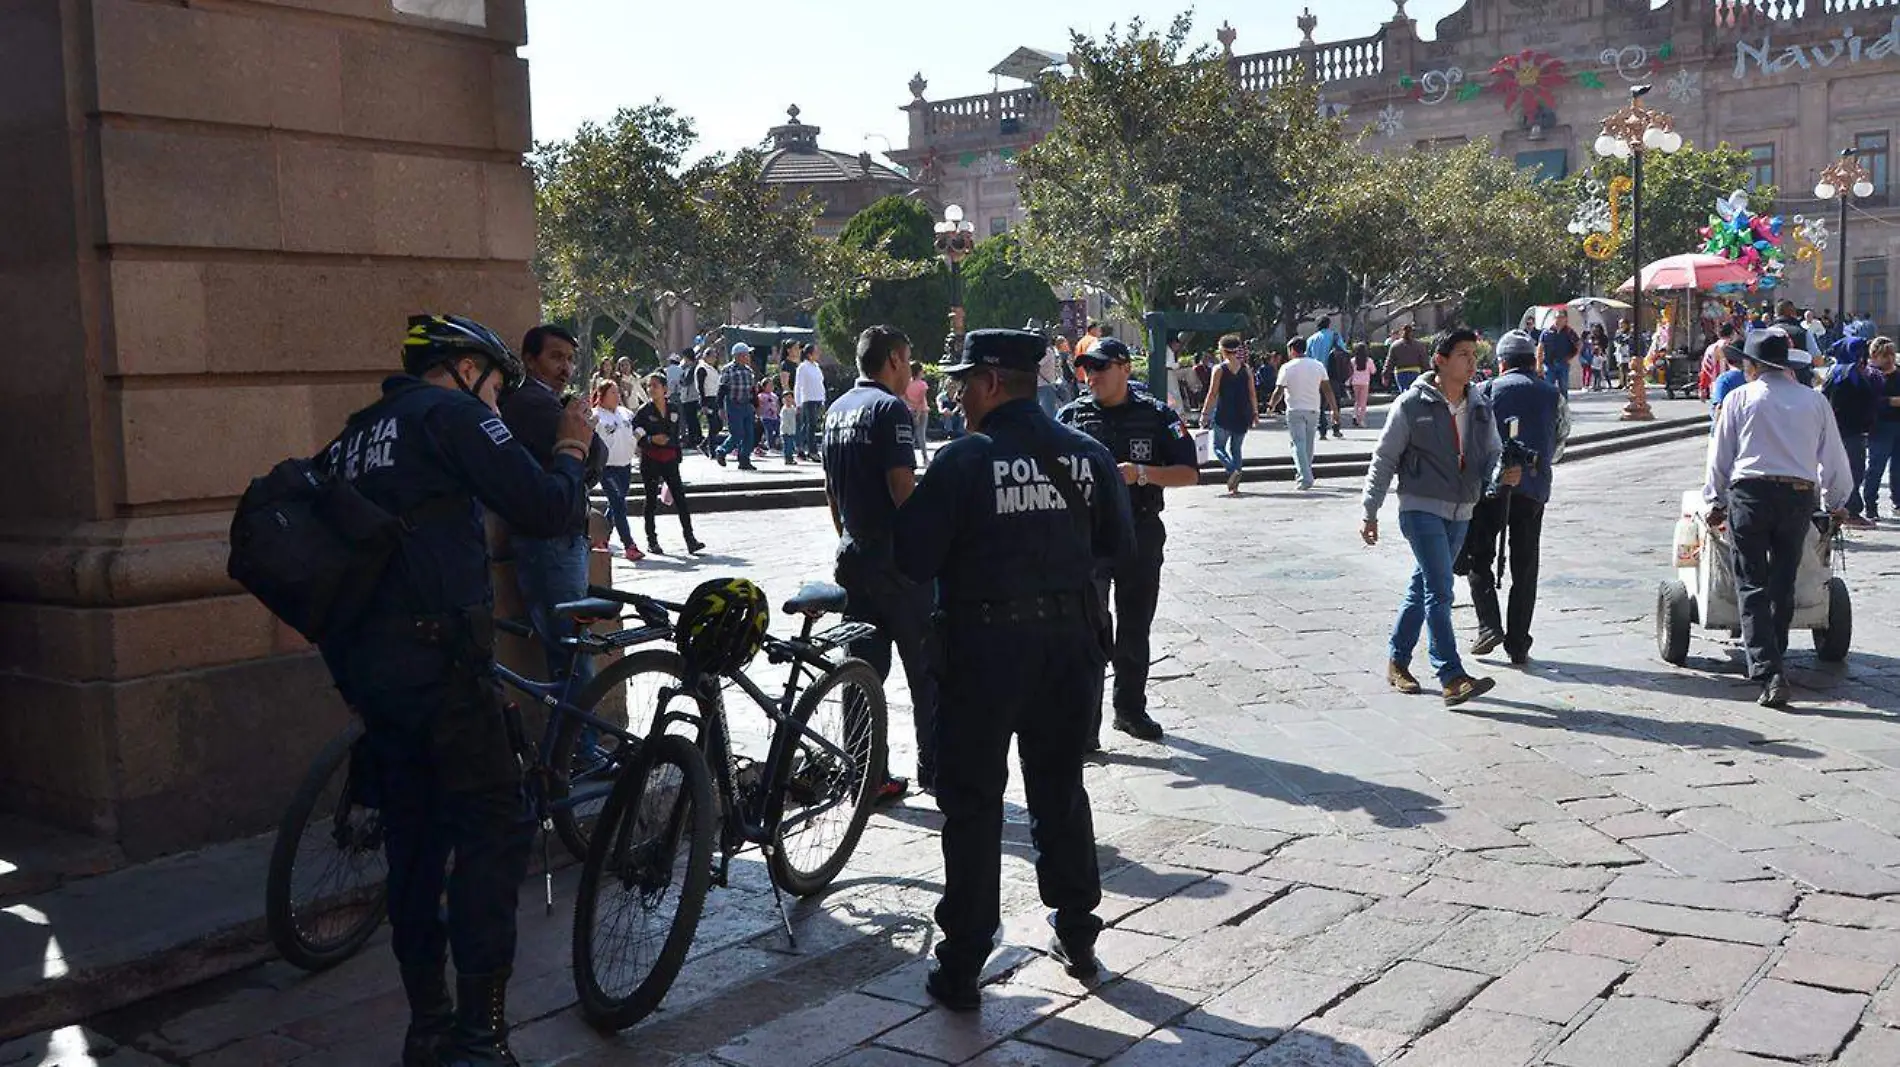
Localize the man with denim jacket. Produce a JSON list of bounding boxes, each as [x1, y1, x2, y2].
[[1360, 328, 1521, 707]]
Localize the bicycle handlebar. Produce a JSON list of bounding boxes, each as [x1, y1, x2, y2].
[[586, 584, 680, 624], [496, 617, 534, 639]]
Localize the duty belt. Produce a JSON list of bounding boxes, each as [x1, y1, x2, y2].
[[943, 591, 1089, 624]]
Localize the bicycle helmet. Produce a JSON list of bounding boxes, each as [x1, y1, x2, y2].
[[402, 314, 525, 395], [675, 577, 770, 675]]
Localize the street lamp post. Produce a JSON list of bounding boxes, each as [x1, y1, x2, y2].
[[1593, 84, 1683, 422], [1814, 148, 1875, 322], [933, 204, 977, 354]]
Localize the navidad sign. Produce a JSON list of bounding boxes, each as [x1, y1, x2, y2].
[[1734, 17, 1900, 79]]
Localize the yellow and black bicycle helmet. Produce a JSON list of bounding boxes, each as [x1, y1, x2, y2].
[[676, 578, 770, 675], [402, 313, 525, 393]]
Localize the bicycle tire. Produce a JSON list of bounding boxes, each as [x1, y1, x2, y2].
[[266, 719, 389, 971], [551, 648, 689, 862], [765, 658, 887, 897], [571, 732, 716, 1032]]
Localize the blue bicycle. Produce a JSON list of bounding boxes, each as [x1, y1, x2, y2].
[[265, 590, 684, 972]]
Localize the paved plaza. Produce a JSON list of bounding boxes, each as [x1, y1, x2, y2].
[[14, 431, 1900, 1067]]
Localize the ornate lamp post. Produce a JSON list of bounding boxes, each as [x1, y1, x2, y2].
[[1813, 148, 1875, 323], [1593, 84, 1682, 422], [933, 204, 977, 351]]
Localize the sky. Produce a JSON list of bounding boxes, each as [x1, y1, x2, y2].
[[522, 1, 1466, 164]]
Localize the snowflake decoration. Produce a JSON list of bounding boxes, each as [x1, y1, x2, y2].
[[1489, 49, 1568, 120], [1568, 192, 1610, 236], [1666, 68, 1701, 103], [1375, 103, 1405, 138], [1796, 213, 1831, 253]]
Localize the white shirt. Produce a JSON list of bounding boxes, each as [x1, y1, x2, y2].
[[1277, 356, 1329, 412], [1703, 372, 1855, 510], [594, 406, 639, 467], [795, 360, 826, 405]]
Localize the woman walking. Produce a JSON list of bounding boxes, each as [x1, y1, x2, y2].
[[905, 361, 932, 463], [1201, 334, 1259, 495], [1348, 344, 1375, 428], [591, 379, 643, 561], [631, 372, 704, 556]]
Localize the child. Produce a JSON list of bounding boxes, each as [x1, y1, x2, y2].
[[758, 384, 781, 451], [780, 392, 800, 465]]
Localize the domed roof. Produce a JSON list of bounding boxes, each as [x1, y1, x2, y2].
[[756, 105, 911, 186]]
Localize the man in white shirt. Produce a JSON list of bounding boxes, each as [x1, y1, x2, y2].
[[1267, 336, 1341, 489], [1704, 327, 1855, 708], [794, 343, 828, 460]]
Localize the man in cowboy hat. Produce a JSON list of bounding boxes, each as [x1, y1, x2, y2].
[[1703, 326, 1855, 708]]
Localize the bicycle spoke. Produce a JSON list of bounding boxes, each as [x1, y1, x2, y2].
[[774, 675, 877, 881], [583, 759, 695, 1001]]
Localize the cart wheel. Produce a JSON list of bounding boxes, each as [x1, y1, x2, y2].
[[1657, 580, 1692, 666], [1812, 576, 1851, 663]]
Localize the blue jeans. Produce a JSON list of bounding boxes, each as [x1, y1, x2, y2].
[[1396, 371, 1419, 392], [1212, 425, 1247, 475], [598, 466, 635, 548], [1546, 360, 1571, 396], [715, 401, 754, 464], [1286, 409, 1320, 486], [1866, 423, 1900, 513], [510, 533, 595, 689], [1389, 511, 1471, 684], [800, 400, 824, 457]]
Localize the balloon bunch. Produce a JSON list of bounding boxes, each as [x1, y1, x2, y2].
[[1698, 189, 1785, 289]]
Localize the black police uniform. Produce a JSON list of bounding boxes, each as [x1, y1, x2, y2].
[[893, 330, 1136, 989], [1057, 360, 1198, 739], [318, 376, 586, 1019], [822, 377, 940, 788]]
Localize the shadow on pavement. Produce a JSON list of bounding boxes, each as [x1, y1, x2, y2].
[[1456, 697, 1823, 760], [1103, 736, 1446, 829]]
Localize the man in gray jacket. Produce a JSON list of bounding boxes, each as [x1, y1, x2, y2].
[[1360, 328, 1521, 707]]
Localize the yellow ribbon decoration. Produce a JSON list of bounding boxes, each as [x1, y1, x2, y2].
[[1583, 176, 1634, 261]]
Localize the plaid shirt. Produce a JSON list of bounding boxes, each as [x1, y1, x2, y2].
[[718, 361, 756, 407]]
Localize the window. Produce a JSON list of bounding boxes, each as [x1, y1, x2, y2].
[[1513, 149, 1568, 182], [1854, 131, 1889, 200], [990, 217, 1009, 236], [1744, 144, 1775, 190], [1854, 258, 1888, 326]]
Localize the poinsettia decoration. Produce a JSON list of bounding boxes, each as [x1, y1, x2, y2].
[[1489, 49, 1567, 120]]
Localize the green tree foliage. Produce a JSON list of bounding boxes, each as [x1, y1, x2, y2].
[[815, 196, 951, 362], [962, 235, 1060, 331]]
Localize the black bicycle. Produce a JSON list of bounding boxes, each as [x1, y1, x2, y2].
[[571, 581, 888, 1031], [265, 592, 682, 972]]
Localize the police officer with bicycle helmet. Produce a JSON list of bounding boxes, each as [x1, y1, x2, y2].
[[319, 314, 593, 1067]]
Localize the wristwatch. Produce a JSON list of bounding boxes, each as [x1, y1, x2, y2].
[[1136, 464, 1149, 487]]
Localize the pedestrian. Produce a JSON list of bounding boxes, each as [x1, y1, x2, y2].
[[893, 328, 1135, 1011], [1036, 328, 1065, 418], [758, 381, 782, 453], [1361, 327, 1518, 707], [1700, 323, 1736, 400], [500, 325, 607, 687], [1307, 317, 1343, 437], [1537, 309, 1579, 397], [1822, 335, 1884, 528], [1200, 334, 1258, 495], [1060, 336, 1199, 744], [1460, 331, 1560, 665], [696, 351, 724, 456], [1267, 336, 1338, 490], [1253, 348, 1279, 413], [711, 343, 758, 470], [1075, 320, 1103, 357], [1384, 323, 1428, 393], [796, 342, 827, 460], [1703, 327, 1855, 707], [1855, 310, 1878, 339], [822, 325, 942, 801], [1326, 340, 1353, 438], [1589, 323, 1613, 390], [676, 349, 703, 449], [1348, 344, 1375, 428], [1710, 335, 1748, 411], [1864, 336, 1900, 521], [320, 315, 591, 1067], [779, 391, 800, 465], [1772, 300, 1823, 385], [1613, 319, 1634, 386], [631, 371, 703, 556], [590, 378, 642, 562]]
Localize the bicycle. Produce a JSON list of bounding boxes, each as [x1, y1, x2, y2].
[[571, 581, 889, 1031], [265, 590, 684, 972]]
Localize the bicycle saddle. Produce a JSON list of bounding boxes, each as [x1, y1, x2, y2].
[[782, 582, 849, 617], [553, 597, 623, 623]]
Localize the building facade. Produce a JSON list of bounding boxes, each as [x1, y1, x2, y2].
[[893, 0, 1900, 330]]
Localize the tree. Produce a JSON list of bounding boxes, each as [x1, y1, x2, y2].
[[962, 235, 1061, 331], [815, 196, 950, 362], [1564, 141, 1775, 290]]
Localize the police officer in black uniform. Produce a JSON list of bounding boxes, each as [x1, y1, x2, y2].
[[318, 315, 592, 1067], [1058, 338, 1200, 744], [893, 329, 1136, 1011]]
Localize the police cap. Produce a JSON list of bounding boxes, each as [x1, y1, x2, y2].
[[1077, 338, 1132, 370], [942, 328, 1046, 376]]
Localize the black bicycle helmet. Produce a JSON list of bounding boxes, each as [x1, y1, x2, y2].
[[675, 577, 770, 676], [402, 314, 525, 393]]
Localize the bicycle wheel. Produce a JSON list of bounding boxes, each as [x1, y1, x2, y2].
[[266, 719, 388, 971], [572, 732, 716, 1032], [552, 648, 690, 862], [765, 659, 887, 897]]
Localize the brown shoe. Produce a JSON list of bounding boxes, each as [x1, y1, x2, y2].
[[1442, 675, 1496, 707], [1387, 661, 1422, 695]]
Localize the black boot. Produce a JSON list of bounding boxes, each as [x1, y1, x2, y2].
[[442, 971, 518, 1067], [400, 964, 455, 1067]]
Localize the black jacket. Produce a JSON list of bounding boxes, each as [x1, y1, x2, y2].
[[499, 376, 605, 534]]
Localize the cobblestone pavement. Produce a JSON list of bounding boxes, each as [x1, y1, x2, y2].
[[24, 432, 1900, 1067]]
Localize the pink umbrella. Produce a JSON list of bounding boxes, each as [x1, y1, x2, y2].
[[1615, 253, 1761, 294]]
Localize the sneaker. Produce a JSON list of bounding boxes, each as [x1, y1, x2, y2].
[[1226, 471, 1241, 494], [647, 540, 663, 556], [1387, 661, 1422, 695], [785, 456, 798, 465], [1047, 935, 1101, 979], [686, 538, 707, 554], [1442, 674, 1496, 707], [925, 966, 980, 1012], [1758, 673, 1791, 708], [737, 462, 757, 471], [875, 776, 910, 805], [1471, 630, 1503, 656], [1506, 647, 1530, 666], [1111, 711, 1164, 741], [623, 545, 644, 562], [714, 451, 728, 468]]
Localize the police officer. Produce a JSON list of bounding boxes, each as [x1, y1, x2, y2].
[[821, 324, 939, 798], [893, 329, 1136, 1011], [319, 315, 591, 1067], [1058, 338, 1199, 743]]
